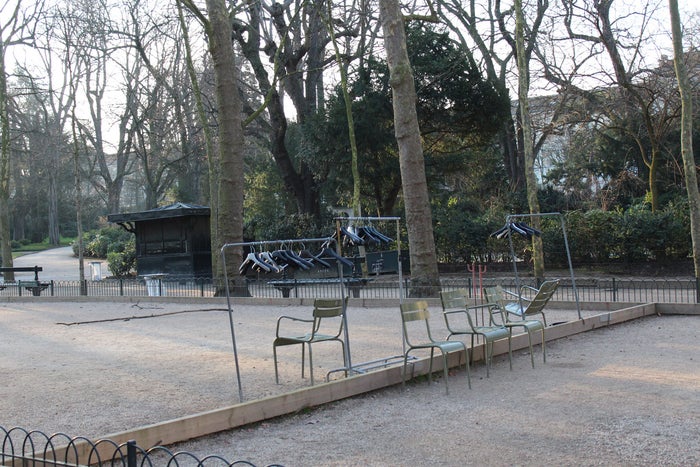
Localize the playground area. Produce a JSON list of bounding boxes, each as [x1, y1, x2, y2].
[[1, 298, 698, 466]]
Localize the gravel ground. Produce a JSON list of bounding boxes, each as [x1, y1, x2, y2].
[[1, 300, 699, 466]]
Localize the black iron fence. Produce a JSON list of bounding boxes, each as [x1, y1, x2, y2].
[[0, 426, 283, 467], [2, 275, 698, 303]]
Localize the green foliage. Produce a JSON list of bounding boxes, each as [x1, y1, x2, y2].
[[12, 237, 74, 253], [540, 204, 690, 266], [244, 211, 335, 243], [73, 227, 134, 258], [433, 196, 499, 263], [107, 238, 136, 278], [433, 199, 690, 267], [406, 24, 509, 147], [299, 23, 509, 217], [243, 158, 291, 228], [614, 203, 690, 262]]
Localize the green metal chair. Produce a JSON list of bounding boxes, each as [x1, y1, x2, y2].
[[483, 282, 557, 368], [439, 288, 512, 377], [400, 300, 470, 394], [273, 297, 348, 385], [500, 279, 560, 326]]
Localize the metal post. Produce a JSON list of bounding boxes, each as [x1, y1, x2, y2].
[[335, 216, 404, 371], [505, 212, 581, 319], [468, 263, 474, 297], [221, 246, 244, 402], [220, 236, 335, 401], [127, 440, 137, 467]]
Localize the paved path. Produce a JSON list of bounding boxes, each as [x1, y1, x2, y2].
[[12, 247, 102, 281]]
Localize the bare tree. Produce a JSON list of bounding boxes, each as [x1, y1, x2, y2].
[[118, 0, 204, 209], [0, 0, 42, 278], [231, 0, 363, 218], [669, 0, 700, 277], [551, 0, 674, 211], [437, 0, 523, 190], [57, 0, 137, 215], [179, 0, 246, 291], [10, 3, 86, 247], [378, 0, 440, 296], [514, 0, 548, 281]]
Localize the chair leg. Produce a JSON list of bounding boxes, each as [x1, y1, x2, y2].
[[462, 344, 471, 389], [526, 329, 536, 368], [469, 335, 476, 365], [541, 327, 547, 363], [273, 344, 280, 384], [301, 343, 306, 379], [483, 339, 490, 378], [507, 332, 513, 371], [464, 347, 472, 389], [339, 340, 348, 378], [441, 350, 449, 395], [402, 350, 416, 389], [402, 354, 408, 388], [428, 348, 435, 382], [308, 343, 314, 385]]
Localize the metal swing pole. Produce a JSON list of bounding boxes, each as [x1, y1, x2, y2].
[[221, 244, 244, 402], [334, 218, 353, 375], [334, 215, 405, 373], [221, 236, 334, 402], [505, 212, 581, 319]]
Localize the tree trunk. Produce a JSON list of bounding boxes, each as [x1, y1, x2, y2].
[[177, 0, 220, 282], [0, 42, 14, 278], [204, 0, 247, 295], [504, 115, 525, 191], [515, 0, 544, 282], [379, 0, 440, 297], [326, 7, 361, 216], [48, 173, 60, 245], [232, 1, 325, 218], [669, 0, 700, 278], [648, 146, 660, 212]]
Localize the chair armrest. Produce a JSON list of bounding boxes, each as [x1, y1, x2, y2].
[[467, 303, 506, 327], [443, 308, 469, 333], [503, 286, 534, 305], [519, 284, 539, 296], [275, 315, 313, 337], [501, 288, 520, 299]]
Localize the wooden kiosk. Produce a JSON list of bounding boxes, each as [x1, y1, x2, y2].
[[108, 202, 212, 278]]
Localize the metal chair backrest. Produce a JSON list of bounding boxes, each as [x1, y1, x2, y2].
[[439, 288, 469, 310], [400, 300, 436, 346], [311, 298, 346, 335], [483, 285, 507, 309], [439, 289, 478, 329], [523, 280, 559, 317]]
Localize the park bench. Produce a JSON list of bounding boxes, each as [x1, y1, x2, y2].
[[0, 265, 50, 296], [268, 276, 373, 298]]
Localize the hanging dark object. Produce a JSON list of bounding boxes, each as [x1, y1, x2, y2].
[[490, 221, 541, 239]]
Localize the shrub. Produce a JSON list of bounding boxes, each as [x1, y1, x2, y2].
[[73, 227, 133, 258], [107, 238, 136, 278]]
